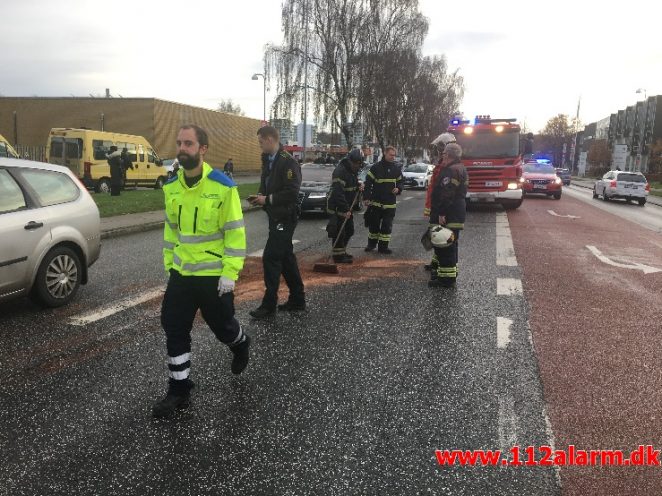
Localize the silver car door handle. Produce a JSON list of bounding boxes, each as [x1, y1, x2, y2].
[[24, 221, 44, 230]]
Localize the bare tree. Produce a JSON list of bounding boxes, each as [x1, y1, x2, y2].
[[217, 99, 245, 116], [541, 114, 578, 166]]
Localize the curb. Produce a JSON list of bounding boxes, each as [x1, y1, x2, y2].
[[100, 205, 262, 240]]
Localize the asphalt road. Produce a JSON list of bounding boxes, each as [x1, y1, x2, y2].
[[2, 184, 658, 494]]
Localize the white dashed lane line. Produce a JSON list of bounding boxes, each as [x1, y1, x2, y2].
[[69, 287, 165, 326], [496, 212, 518, 266], [497, 278, 523, 296]]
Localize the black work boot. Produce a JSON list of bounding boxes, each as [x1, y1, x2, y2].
[[364, 242, 377, 252], [230, 334, 251, 375], [333, 254, 354, 264], [278, 300, 307, 312], [378, 243, 392, 255], [249, 306, 276, 319], [152, 381, 194, 419]]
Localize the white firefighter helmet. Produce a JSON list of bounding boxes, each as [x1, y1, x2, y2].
[[430, 225, 455, 248], [430, 132, 457, 147]]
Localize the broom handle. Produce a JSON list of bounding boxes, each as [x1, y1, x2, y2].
[[329, 189, 361, 256]]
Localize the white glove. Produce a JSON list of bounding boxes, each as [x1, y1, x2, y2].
[[218, 276, 235, 296]]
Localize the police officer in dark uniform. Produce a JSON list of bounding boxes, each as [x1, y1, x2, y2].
[[428, 143, 467, 288], [249, 126, 305, 318], [363, 145, 404, 254], [326, 148, 363, 263]]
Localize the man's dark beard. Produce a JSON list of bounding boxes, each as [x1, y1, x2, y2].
[[177, 152, 200, 170]]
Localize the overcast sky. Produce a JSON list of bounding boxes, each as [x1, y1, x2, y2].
[[2, 0, 661, 133]]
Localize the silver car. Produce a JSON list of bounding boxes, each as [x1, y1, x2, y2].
[[0, 158, 101, 307], [592, 170, 649, 206]]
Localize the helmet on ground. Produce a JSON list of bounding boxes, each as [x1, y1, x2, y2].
[[348, 148, 364, 164], [430, 225, 455, 248], [431, 132, 457, 147]]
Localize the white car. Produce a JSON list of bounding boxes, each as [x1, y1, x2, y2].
[[403, 163, 433, 189], [592, 170, 650, 206]]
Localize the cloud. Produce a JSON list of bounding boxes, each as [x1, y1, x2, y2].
[[424, 31, 509, 54]]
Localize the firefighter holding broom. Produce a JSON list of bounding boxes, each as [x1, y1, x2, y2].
[[325, 148, 364, 264]]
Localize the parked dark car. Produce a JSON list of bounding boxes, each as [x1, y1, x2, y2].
[[555, 167, 571, 185], [299, 163, 333, 212]]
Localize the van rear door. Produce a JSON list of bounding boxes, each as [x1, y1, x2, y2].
[[48, 136, 83, 176]]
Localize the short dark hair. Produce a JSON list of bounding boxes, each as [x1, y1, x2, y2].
[[257, 126, 280, 141], [179, 124, 209, 147]]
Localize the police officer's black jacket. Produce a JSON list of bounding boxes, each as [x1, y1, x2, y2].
[[363, 159, 404, 208], [429, 159, 468, 230], [327, 158, 359, 216], [258, 147, 302, 223]]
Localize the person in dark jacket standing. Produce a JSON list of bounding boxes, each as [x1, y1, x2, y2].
[[327, 148, 364, 263], [363, 146, 403, 254], [107, 145, 123, 196], [249, 126, 305, 318], [224, 158, 234, 178], [428, 143, 467, 288]]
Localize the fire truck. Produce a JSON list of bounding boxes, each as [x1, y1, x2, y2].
[[448, 115, 524, 209]]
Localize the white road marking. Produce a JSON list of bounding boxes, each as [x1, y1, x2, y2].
[[497, 278, 523, 296], [497, 317, 512, 349], [403, 196, 414, 201], [547, 209, 580, 219], [586, 245, 661, 274], [542, 406, 562, 485], [496, 212, 518, 266], [69, 288, 165, 326], [497, 394, 518, 453]]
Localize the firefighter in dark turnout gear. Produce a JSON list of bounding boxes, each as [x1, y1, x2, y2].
[[249, 126, 305, 319], [363, 146, 403, 254], [326, 148, 363, 263], [428, 143, 467, 288]]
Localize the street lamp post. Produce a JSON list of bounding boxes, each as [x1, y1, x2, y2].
[[252, 73, 266, 123]]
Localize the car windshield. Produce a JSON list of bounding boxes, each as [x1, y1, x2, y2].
[[556, 169, 569, 174], [405, 164, 428, 173], [617, 173, 646, 183], [301, 165, 332, 183], [454, 130, 520, 159], [524, 165, 556, 174]]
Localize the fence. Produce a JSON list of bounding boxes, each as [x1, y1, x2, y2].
[[14, 144, 46, 162]]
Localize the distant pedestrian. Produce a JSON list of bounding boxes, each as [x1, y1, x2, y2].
[[107, 146, 123, 196], [248, 126, 305, 318], [428, 143, 467, 288], [224, 157, 234, 178], [121, 147, 133, 182], [153, 124, 250, 419], [363, 146, 403, 254]]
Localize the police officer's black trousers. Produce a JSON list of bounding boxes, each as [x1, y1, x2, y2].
[[161, 270, 243, 394], [367, 206, 395, 248], [332, 216, 354, 256], [433, 229, 460, 280], [262, 218, 305, 309]]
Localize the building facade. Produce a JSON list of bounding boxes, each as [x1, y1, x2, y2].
[[0, 97, 263, 172]]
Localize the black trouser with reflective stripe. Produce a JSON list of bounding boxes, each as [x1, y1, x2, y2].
[[262, 218, 305, 309], [332, 216, 354, 255], [367, 206, 395, 248], [161, 269, 242, 394], [433, 229, 460, 280]]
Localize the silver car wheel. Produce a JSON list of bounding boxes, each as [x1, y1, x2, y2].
[[45, 254, 79, 299]]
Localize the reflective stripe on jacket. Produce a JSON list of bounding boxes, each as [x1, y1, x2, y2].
[[327, 158, 359, 216], [163, 162, 246, 280], [429, 160, 468, 230], [363, 159, 404, 208]]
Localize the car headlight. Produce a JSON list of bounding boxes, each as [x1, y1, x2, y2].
[[555, 177, 562, 185], [507, 182, 519, 190], [308, 192, 327, 199]]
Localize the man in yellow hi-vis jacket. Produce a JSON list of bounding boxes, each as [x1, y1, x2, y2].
[[153, 124, 249, 419]]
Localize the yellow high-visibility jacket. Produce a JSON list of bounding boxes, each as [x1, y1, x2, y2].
[[163, 162, 246, 280]]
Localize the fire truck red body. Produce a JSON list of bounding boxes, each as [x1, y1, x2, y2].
[[447, 116, 524, 209]]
